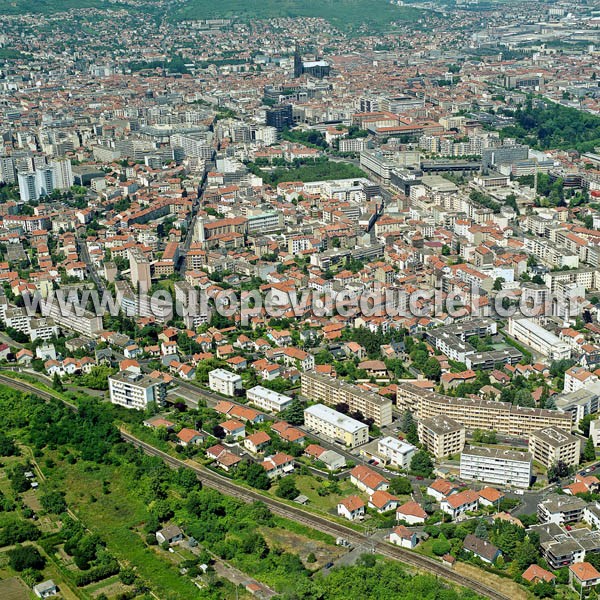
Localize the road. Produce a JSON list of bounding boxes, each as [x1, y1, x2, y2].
[[77, 238, 105, 294]]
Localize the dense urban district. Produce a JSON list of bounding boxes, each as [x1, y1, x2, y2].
[[1, 0, 600, 599]]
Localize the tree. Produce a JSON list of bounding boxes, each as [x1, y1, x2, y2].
[[405, 421, 419, 445], [583, 437, 596, 462], [579, 413, 597, 437], [52, 372, 63, 392], [389, 476, 412, 496], [8, 545, 45, 571], [431, 534, 451, 556], [281, 399, 304, 426], [493, 277, 505, 291], [276, 476, 300, 500], [423, 358, 441, 381], [410, 451, 433, 477], [514, 538, 539, 570], [474, 519, 489, 541], [548, 460, 571, 482], [0, 432, 17, 456], [242, 463, 270, 490], [119, 567, 136, 585], [40, 490, 67, 514]]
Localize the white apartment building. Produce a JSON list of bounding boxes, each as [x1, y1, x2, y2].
[[507, 318, 571, 360], [109, 371, 166, 411], [460, 446, 532, 489], [377, 436, 417, 469], [304, 404, 369, 448], [246, 385, 292, 413], [418, 415, 466, 458], [208, 368, 243, 397], [529, 427, 582, 469]]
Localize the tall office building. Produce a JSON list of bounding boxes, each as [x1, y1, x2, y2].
[[17, 171, 38, 202], [266, 104, 293, 132], [0, 156, 16, 184], [129, 247, 152, 293], [50, 157, 74, 190]]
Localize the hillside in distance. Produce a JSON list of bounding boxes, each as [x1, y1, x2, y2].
[[0, 0, 426, 30], [173, 0, 426, 29]]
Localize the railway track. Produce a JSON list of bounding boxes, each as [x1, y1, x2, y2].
[[0, 373, 509, 600], [121, 430, 510, 600]]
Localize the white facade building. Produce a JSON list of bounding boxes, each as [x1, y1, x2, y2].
[[208, 368, 243, 397], [460, 446, 532, 489], [246, 385, 292, 413], [377, 436, 417, 469]]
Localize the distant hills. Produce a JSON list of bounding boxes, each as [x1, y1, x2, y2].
[[0, 0, 426, 30]]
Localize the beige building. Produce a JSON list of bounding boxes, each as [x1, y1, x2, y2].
[[304, 404, 368, 448], [129, 247, 152, 293], [301, 371, 392, 427], [397, 382, 572, 437], [418, 415, 466, 458], [528, 427, 582, 469]]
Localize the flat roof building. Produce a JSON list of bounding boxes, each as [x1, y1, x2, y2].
[[109, 371, 166, 411], [460, 446, 532, 489], [246, 385, 292, 413], [301, 371, 392, 427], [304, 403, 368, 448], [418, 415, 466, 458], [529, 427, 581, 469]]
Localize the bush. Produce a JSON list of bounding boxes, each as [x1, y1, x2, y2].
[[73, 560, 120, 586], [431, 535, 451, 556], [8, 545, 45, 571]]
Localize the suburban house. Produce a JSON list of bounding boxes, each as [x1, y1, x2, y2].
[[396, 501, 428, 525], [176, 428, 204, 447], [261, 453, 295, 479], [569, 562, 600, 588], [337, 495, 366, 521], [244, 431, 272, 454], [522, 564, 556, 585], [478, 487, 505, 507], [390, 525, 418, 549], [219, 419, 246, 439], [350, 465, 389, 496], [441, 490, 480, 520], [427, 478, 459, 502], [368, 490, 399, 513], [156, 524, 184, 546], [462, 534, 502, 564]]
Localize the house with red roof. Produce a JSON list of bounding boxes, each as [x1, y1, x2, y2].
[[337, 495, 366, 521], [390, 525, 418, 549], [350, 465, 389, 495], [261, 453, 295, 479], [244, 431, 271, 454], [396, 501, 427, 525], [369, 490, 399, 513], [427, 479, 459, 502], [441, 489, 480, 520], [569, 562, 600, 588], [478, 487, 505, 507], [219, 419, 246, 439], [522, 564, 556, 585], [176, 428, 204, 447]]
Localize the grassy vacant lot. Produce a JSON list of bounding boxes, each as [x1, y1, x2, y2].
[[59, 459, 203, 600]]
